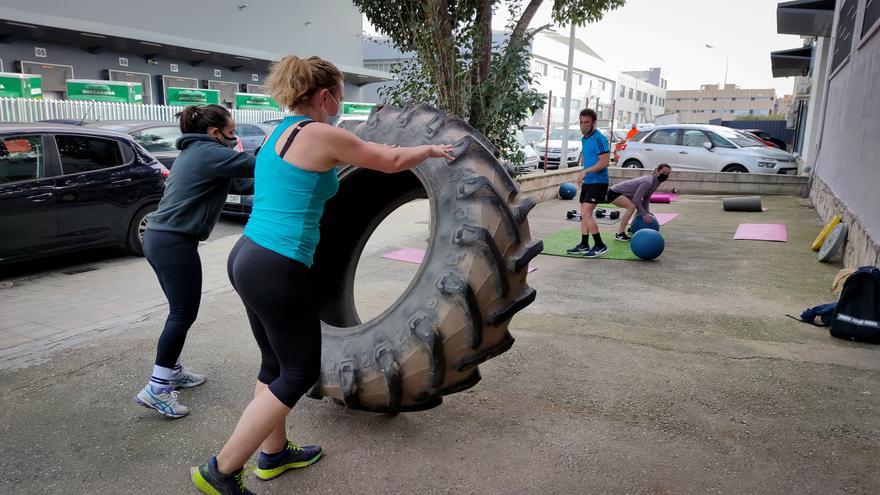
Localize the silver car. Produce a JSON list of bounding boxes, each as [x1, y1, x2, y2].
[[617, 124, 799, 174]]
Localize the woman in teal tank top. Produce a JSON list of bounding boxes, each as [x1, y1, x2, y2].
[[191, 55, 455, 495]]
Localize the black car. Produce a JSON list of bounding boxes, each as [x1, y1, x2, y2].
[[0, 124, 167, 264], [85, 120, 183, 169]]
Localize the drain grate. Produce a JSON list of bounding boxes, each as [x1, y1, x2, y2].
[[62, 266, 100, 275]]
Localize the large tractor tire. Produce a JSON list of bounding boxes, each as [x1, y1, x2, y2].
[[310, 104, 542, 412]]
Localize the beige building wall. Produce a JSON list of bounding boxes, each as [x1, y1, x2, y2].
[[665, 84, 776, 123]]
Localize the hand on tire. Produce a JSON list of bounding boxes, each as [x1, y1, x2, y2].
[[428, 144, 455, 161]]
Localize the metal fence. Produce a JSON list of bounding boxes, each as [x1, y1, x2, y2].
[[0, 97, 290, 125]]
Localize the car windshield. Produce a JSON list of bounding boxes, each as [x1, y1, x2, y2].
[[514, 130, 529, 147], [547, 128, 583, 141], [523, 128, 545, 144], [713, 128, 764, 147]]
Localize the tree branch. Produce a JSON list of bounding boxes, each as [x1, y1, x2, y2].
[[510, 0, 544, 44]]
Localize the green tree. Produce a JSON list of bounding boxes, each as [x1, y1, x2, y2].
[[355, 0, 625, 165]]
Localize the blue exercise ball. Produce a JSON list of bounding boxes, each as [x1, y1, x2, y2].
[[631, 214, 661, 233], [631, 229, 665, 260], [559, 182, 577, 200]]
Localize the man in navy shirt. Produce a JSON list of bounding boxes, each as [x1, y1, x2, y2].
[[568, 108, 611, 257]]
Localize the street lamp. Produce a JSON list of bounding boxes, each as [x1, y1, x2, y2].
[[706, 43, 729, 122]]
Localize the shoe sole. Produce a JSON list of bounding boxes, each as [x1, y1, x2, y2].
[[254, 451, 323, 480], [614, 238, 630, 242], [191, 467, 223, 495], [584, 250, 608, 258], [133, 395, 188, 419]]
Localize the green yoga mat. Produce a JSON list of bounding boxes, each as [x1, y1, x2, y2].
[[541, 228, 639, 261]]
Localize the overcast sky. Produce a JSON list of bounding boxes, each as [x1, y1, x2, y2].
[[365, 0, 803, 96], [497, 0, 803, 95]]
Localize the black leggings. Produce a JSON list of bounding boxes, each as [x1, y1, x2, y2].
[[143, 229, 202, 369], [227, 236, 321, 408]]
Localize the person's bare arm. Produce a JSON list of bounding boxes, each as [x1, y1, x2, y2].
[[310, 125, 454, 172]]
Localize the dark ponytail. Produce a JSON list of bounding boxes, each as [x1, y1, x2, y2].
[[175, 104, 231, 134]]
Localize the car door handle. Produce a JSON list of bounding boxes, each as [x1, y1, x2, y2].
[[645, 148, 654, 152], [27, 192, 53, 202], [679, 151, 688, 154], [112, 179, 132, 185]]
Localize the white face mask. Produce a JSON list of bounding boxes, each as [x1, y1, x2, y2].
[[324, 93, 342, 126]]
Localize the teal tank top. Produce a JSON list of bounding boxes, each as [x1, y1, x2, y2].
[[243, 116, 339, 267]]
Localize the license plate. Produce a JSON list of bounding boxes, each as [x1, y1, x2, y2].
[[226, 194, 241, 204]]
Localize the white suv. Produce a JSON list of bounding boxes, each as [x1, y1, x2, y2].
[[617, 124, 799, 174]]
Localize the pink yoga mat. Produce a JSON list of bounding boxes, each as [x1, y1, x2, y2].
[[734, 223, 788, 242], [382, 248, 537, 273], [654, 213, 679, 225]]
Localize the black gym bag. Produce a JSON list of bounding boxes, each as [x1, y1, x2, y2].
[[830, 266, 880, 344]]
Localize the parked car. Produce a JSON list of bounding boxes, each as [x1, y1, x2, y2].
[[0, 124, 167, 264], [504, 129, 540, 175], [236, 123, 273, 154], [616, 124, 799, 174], [85, 121, 182, 168], [523, 125, 546, 147], [534, 127, 583, 169], [742, 128, 787, 150]]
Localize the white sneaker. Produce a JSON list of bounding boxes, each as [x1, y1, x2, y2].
[[134, 385, 190, 418], [169, 367, 206, 390]]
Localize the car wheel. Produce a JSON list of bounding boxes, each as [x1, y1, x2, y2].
[[622, 159, 643, 169], [723, 164, 748, 173], [126, 204, 157, 256]]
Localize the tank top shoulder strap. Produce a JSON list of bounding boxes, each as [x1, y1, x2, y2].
[[279, 119, 315, 157]]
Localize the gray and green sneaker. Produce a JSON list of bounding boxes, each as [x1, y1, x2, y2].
[[169, 366, 206, 389], [191, 456, 254, 495], [254, 440, 323, 480], [133, 385, 189, 419]]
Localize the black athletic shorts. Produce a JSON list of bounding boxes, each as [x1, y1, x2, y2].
[[605, 189, 622, 203], [579, 183, 609, 204]]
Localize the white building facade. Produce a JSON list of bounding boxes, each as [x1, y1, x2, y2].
[[614, 69, 667, 128]]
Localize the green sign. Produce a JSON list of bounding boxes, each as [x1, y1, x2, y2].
[[0, 73, 42, 99], [165, 87, 220, 106], [342, 102, 376, 116], [66, 79, 143, 103], [234, 92, 281, 110]]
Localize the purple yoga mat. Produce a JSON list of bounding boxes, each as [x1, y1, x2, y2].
[[383, 248, 538, 273], [734, 223, 788, 242], [650, 193, 671, 204]]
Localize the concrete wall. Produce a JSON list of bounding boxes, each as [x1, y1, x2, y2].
[[0, 1, 364, 67], [515, 167, 808, 204], [811, 177, 880, 268], [810, 5, 880, 264]]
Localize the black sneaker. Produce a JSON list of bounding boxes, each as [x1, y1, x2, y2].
[[614, 232, 631, 242], [254, 440, 323, 480], [584, 245, 608, 258], [191, 456, 255, 495], [566, 243, 590, 254]]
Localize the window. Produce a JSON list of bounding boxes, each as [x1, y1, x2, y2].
[[553, 66, 567, 81], [712, 97, 718, 101], [56, 135, 124, 174], [628, 89, 633, 99], [636, 90, 643, 102], [132, 126, 181, 153], [682, 130, 709, 147], [626, 111, 632, 121], [0, 135, 43, 184], [533, 61, 548, 76], [706, 132, 736, 149], [619, 85, 626, 97], [863, 0, 880, 38], [750, 97, 756, 101], [649, 95, 654, 104], [577, 73, 583, 85], [832, 0, 858, 72], [646, 129, 678, 145], [601, 81, 606, 91], [237, 124, 265, 138]]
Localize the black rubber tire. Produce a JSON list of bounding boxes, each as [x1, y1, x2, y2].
[[309, 103, 542, 412], [723, 164, 748, 173], [622, 159, 643, 169], [126, 204, 157, 256]]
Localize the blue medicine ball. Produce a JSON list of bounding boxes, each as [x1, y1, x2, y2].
[[631, 229, 665, 260], [559, 182, 577, 200], [631, 214, 661, 233]]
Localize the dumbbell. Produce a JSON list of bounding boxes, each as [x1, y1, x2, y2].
[[610, 211, 620, 220], [594, 208, 607, 218], [565, 209, 582, 221]]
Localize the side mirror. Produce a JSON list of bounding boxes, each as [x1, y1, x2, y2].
[[702, 141, 713, 151]]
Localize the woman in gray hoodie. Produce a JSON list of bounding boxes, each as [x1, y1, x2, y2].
[[133, 104, 255, 419]]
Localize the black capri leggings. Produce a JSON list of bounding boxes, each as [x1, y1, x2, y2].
[[143, 229, 202, 369], [227, 235, 322, 408]]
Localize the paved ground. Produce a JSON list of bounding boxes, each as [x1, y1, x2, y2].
[[1, 195, 878, 494]]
